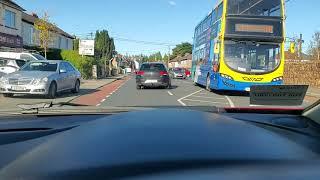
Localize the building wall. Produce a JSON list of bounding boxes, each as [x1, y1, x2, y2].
[[0, 3, 22, 36], [22, 21, 73, 50]]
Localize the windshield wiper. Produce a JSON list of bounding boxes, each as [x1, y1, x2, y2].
[[17, 102, 89, 114]]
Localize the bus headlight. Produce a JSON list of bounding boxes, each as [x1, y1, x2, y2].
[[220, 74, 234, 80], [272, 76, 283, 82]]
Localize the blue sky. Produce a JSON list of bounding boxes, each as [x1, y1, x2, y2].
[[16, 0, 320, 55]]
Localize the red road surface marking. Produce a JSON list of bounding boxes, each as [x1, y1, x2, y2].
[[73, 77, 130, 106]]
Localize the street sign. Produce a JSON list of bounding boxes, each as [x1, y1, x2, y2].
[[79, 40, 95, 56], [250, 85, 309, 106]]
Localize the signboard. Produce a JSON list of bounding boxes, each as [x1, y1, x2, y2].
[[79, 40, 94, 56], [0, 32, 23, 48], [250, 85, 309, 106], [235, 24, 274, 34]]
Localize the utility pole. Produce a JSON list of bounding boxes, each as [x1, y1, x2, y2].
[[297, 34, 304, 60], [167, 45, 171, 68]]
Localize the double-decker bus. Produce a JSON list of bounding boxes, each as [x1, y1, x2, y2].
[[192, 0, 285, 92]]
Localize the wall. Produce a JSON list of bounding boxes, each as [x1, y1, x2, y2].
[[284, 61, 320, 88], [0, 3, 22, 36], [22, 21, 73, 50]]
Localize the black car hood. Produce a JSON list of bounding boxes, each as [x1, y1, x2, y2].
[[0, 109, 317, 179]]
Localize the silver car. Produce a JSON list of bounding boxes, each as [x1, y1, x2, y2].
[[0, 60, 81, 99]]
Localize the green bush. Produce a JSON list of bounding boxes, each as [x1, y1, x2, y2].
[[60, 50, 95, 79]]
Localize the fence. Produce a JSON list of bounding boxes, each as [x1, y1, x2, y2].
[[284, 60, 320, 88]]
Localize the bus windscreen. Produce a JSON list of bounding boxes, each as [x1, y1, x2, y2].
[[227, 0, 282, 17]]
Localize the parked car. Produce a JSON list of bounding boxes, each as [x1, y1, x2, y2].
[[0, 52, 47, 61], [136, 62, 171, 89], [184, 68, 191, 77], [0, 60, 81, 99], [0, 58, 27, 76], [170, 68, 186, 79]]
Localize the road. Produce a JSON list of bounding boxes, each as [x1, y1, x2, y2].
[[1, 75, 317, 112], [95, 75, 249, 108]]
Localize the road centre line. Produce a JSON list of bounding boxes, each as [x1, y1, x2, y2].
[[177, 90, 203, 106], [183, 99, 228, 104], [225, 96, 235, 108], [167, 91, 174, 96]]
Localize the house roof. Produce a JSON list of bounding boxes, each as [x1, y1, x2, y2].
[[170, 53, 192, 63], [22, 12, 75, 39], [1, 0, 25, 11]]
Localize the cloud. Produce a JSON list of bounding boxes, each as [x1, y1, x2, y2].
[[168, 1, 177, 6]]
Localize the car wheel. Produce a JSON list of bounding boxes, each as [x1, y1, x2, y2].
[[47, 82, 57, 99], [167, 82, 172, 89], [3, 93, 13, 98], [71, 80, 80, 93], [206, 76, 211, 92]]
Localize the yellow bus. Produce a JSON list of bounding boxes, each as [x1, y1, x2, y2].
[[192, 0, 285, 92]]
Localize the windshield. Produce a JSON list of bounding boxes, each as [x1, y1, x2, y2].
[[20, 62, 58, 72], [224, 40, 281, 73], [227, 0, 283, 17], [0, 0, 318, 119]]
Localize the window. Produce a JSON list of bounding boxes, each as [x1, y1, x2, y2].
[[217, 3, 223, 18], [21, 62, 58, 72], [32, 53, 46, 60], [15, 60, 27, 68], [64, 62, 75, 72], [5, 10, 16, 28], [227, 0, 282, 17], [20, 54, 36, 61], [140, 64, 166, 71]]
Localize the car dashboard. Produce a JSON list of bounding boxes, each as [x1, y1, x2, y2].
[[0, 109, 320, 179]]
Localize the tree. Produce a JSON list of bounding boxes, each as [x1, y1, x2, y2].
[[171, 42, 192, 59], [94, 30, 116, 61], [34, 12, 55, 59], [308, 31, 320, 60]]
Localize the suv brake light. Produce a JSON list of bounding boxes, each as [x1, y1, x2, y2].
[[136, 71, 144, 76], [159, 71, 168, 76]]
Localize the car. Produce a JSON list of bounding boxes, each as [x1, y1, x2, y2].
[[125, 67, 132, 74], [0, 58, 28, 76], [0, 60, 81, 99], [0, 52, 47, 61], [136, 62, 171, 89], [171, 67, 187, 79], [184, 68, 191, 77]]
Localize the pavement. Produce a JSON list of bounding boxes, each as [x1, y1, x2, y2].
[[0, 78, 121, 111], [0, 74, 319, 112]]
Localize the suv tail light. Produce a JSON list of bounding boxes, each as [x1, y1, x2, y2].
[[159, 71, 168, 76], [136, 71, 144, 76]]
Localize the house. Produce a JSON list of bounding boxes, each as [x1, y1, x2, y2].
[[169, 53, 192, 70], [0, 0, 24, 50], [21, 12, 74, 50]]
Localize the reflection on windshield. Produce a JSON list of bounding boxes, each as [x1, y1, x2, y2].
[[224, 41, 281, 73], [21, 62, 58, 72], [228, 0, 282, 17]]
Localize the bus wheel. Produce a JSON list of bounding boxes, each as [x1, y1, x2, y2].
[[206, 76, 212, 92]]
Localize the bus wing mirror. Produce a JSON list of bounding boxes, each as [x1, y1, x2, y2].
[[290, 42, 296, 54]]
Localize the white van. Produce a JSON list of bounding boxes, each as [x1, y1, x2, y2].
[[0, 52, 46, 61], [0, 58, 27, 76]]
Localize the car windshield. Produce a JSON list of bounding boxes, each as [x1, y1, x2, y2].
[[20, 62, 58, 72], [0, 0, 318, 120]]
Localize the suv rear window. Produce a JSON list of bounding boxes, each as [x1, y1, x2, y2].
[[140, 64, 166, 71]]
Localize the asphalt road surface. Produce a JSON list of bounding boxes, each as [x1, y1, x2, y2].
[[100, 76, 249, 108]]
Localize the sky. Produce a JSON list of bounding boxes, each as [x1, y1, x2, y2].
[[15, 0, 320, 55]]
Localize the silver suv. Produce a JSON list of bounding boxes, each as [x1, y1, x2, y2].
[[0, 60, 81, 99]]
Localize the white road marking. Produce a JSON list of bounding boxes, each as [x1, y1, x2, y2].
[[167, 91, 174, 96], [96, 104, 101, 107], [225, 96, 235, 108], [191, 95, 225, 100], [177, 89, 203, 106], [101, 99, 106, 103], [106, 95, 110, 98], [183, 99, 228, 104]]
